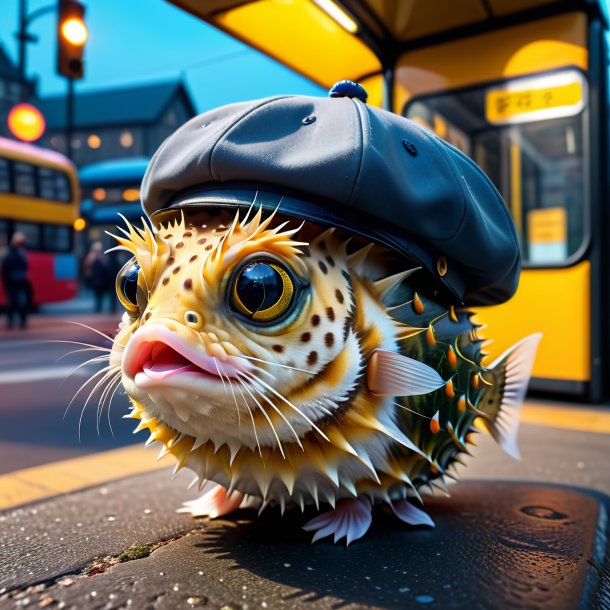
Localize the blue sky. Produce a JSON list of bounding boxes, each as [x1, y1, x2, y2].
[[0, 0, 325, 113]]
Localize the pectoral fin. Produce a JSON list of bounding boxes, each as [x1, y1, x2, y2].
[[367, 349, 446, 396]]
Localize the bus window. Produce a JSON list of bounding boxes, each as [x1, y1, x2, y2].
[[53, 171, 71, 202], [14, 222, 40, 249], [0, 158, 9, 192], [38, 167, 72, 202], [39, 167, 56, 200], [42, 224, 72, 252], [405, 69, 587, 266], [13, 162, 36, 197], [0, 220, 7, 250]]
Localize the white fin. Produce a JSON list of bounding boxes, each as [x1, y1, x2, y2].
[[303, 498, 372, 546], [390, 499, 435, 527], [367, 349, 446, 396], [177, 484, 244, 518], [480, 333, 542, 460]]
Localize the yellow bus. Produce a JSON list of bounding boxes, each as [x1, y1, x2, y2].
[[0, 136, 81, 305], [168, 0, 608, 401]]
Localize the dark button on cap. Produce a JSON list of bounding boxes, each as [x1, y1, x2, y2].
[[403, 139, 417, 156], [329, 80, 368, 103]]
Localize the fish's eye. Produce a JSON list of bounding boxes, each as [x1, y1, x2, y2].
[[116, 260, 141, 313], [231, 259, 295, 322]]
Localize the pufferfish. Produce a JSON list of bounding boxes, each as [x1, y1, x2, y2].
[[109, 206, 540, 545]]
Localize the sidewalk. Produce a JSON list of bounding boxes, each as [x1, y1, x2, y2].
[[1, 473, 604, 610], [0, 415, 609, 609]]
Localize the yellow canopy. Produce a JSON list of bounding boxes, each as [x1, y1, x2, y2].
[[169, 0, 605, 107]]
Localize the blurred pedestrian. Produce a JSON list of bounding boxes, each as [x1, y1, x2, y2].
[[1, 232, 31, 329], [83, 242, 113, 313]]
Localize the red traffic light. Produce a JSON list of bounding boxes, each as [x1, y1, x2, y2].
[[57, 0, 87, 79]]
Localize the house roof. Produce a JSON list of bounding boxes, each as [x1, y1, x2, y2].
[[37, 80, 196, 130]]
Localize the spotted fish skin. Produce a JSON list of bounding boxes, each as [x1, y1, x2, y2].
[[110, 208, 540, 544]]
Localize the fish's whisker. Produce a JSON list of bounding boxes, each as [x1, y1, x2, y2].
[[237, 377, 285, 458], [241, 370, 328, 444], [238, 371, 304, 450], [235, 380, 262, 457], [103, 373, 124, 439], [220, 362, 241, 429], [82, 367, 121, 439], [77, 367, 116, 442], [214, 358, 229, 399], [64, 364, 117, 420], [239, 354, 314, 376], [97, 370, 122, 434], [55, 347, 112, 363], [43, 339, 114, 352], [59, 320, 125, 349], [393, 401, 433, 420], [62, 355, 111, 384]]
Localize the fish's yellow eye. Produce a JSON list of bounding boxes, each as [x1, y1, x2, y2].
[[231, 259, 294, 322], [116, 259, 141, 313]]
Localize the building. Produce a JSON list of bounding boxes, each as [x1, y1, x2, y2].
[[37, 80, 196, 167], [0, 45, 36, 138]]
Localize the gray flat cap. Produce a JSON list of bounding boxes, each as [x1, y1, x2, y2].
[[141, 91, 520, 306]]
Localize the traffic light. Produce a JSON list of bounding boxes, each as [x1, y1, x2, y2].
[[57, 0, 87, 79]]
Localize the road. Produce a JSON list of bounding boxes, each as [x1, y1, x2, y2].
[[0, 313, 140, 474]]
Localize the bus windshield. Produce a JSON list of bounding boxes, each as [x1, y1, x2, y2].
[[405, 69, 588, 267]]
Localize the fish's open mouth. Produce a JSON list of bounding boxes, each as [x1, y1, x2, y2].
[[122, 324, 250, 391], [136, 343, 221, 385]]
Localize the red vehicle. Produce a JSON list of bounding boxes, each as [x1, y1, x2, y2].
[[0, 137, 80, 305]]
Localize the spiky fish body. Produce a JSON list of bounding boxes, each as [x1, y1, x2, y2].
[[110, 209, 540, 544]]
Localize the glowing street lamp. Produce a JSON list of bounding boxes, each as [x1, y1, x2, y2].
[[7, 103, 46, 142]]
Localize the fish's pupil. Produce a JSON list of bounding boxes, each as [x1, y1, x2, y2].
[[121, 264, 139, 305], [237, 262, 282, 313]]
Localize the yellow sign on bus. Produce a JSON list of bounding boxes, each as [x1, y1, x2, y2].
[[486, 71, 584, 125]]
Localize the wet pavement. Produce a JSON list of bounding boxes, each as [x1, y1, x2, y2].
[[0, 422, 609, 609], [0, 477, 605, 610]]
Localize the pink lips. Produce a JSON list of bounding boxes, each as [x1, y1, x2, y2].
[[122, 324, 250, 388]]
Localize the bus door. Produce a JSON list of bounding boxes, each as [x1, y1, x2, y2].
[[396, 11, 608, 400]]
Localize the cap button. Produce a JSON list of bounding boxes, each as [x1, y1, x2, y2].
[[329, 80, 368, 103]]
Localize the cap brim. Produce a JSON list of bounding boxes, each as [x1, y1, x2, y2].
[[151, 183, 466, 305]]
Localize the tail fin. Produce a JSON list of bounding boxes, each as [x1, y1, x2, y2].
[[478, 333, 542, 460]]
